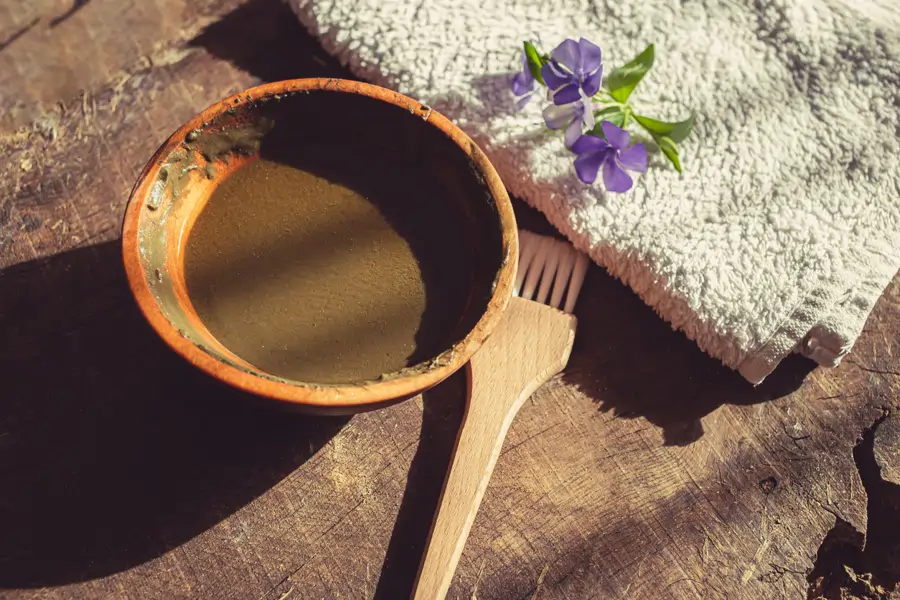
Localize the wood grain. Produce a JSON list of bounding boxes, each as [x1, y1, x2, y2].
[[1, 1, 899, 598], [0, 0, 244, 134]]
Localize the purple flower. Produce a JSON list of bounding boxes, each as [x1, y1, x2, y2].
[[540, 38, 603, 106], [511, 54, 535, 108], [543, 95, 596, 148], [572, 121, 647, 193]]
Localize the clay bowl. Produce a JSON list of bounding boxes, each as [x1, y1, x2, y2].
[[121, 79, 517, 414]]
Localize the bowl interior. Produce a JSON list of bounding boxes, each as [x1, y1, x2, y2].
[[124, 81, 514, 407]]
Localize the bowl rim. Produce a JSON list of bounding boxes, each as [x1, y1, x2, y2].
[[121, 78, 517, 412]]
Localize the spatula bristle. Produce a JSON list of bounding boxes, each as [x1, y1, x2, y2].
[[513, 230, 590, 314]]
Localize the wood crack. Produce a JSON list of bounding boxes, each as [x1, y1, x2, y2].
[[806, 410, 900, 598]]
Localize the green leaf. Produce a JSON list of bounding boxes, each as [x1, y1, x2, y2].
[[591, 105, 626, 129], [606, 44, 655, 103], [634, 113, 694, 143], [653, 134, 682, 173], [524, 41, 546, 86]]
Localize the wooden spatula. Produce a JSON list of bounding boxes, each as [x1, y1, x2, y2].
[[412, 230, 590, 599]]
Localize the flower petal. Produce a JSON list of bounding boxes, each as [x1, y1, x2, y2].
[[601, 121, 630, 149], [574, 151, 606, 184], [542, 103, 578, 130], [617, 144, 647, 172], [572, 134, 609, 155], [515, 92, 534, 109], [581, 95, 596, 131], [603, 157, 634, 192], [541, 62, 572, 91], [564, 117, 583, 148], [578, 38, 603, 75], [581, 68, 602, 97], [552, 83, 581, 105], [550, 39, 582, 75], [511, 70, 534, 96]]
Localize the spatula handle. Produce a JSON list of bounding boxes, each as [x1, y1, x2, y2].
[[412, 297, 577, 600]]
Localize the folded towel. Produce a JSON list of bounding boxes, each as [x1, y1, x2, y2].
[[290, 0, 900, 383]]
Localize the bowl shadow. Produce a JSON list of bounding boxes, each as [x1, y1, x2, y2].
[[0, 241, 349, 588]]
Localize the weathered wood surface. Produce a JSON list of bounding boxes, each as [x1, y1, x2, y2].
[[1, 1, 898, 599]]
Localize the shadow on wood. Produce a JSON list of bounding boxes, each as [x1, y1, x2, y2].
[[188, 0, 350, 84], [373, 371, 467, 600], [510, 200, 814, 446], [807, 413, 900, 598], [564, 264, 815, 445], [0, 241, 348, 587]]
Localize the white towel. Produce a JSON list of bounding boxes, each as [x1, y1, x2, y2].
[[290, 0, 900, 383]]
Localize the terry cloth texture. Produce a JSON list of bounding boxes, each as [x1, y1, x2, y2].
[[291, 0, 900, 383]]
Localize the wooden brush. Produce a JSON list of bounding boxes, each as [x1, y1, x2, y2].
[[413, 230, 589, 599]]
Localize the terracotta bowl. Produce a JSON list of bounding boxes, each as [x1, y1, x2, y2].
[[121, 79, 517, 414]]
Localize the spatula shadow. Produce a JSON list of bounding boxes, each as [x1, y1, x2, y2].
[[373, 371, 467, 599]]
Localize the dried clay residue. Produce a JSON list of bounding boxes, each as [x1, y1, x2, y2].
[[190, 118, 274, 164], [146, 117, 273, 211]]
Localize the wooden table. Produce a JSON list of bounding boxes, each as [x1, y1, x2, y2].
[[1, 1, 899, 598]]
